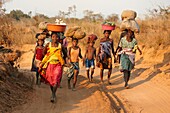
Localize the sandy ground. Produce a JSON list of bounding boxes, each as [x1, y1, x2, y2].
[[12, 44, 170, 113]]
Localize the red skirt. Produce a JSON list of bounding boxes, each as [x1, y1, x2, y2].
[[41, 63, 62, 87]]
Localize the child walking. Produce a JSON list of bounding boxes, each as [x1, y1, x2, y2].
[[34, 39, 44, 85], [67, 38, 83, 91], [84, 41, 96, 82]]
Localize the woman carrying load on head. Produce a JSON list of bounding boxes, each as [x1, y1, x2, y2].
[[118, 29, 142, 88], [39, 32, 65, 103], [96, 30, 116, 85]]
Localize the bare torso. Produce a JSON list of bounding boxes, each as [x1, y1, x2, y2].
[[70, 46, 80, 62], [86, 46, 96, 60]]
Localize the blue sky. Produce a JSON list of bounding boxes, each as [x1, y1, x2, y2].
[[2, 0, 170, 19]]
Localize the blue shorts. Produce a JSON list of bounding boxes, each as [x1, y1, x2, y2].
[[71, 62, 79, 70], [85, 59, 95, 70]]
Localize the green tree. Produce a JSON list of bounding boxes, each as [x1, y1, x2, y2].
[[9, 10, 31, 20]]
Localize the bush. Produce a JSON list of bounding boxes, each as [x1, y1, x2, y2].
[[8, 10, 31, 20]]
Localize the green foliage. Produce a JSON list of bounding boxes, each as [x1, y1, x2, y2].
[[102, 21, 115, 26], [34, 13, 49, 19], [8, 10, 31, 20]]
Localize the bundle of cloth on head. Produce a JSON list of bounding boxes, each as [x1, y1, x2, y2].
[[87, 34, 98, 43], [120, 10, 140, 33], [64, 26, 86, 40]]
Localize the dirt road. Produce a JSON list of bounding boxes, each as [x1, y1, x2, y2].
[[12, 67, 119, 113], [12, 45, 170, 113]]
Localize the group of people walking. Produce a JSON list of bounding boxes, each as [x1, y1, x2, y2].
[[31, 26, 142, 103]]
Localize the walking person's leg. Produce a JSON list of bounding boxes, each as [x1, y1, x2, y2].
[[108, 68, 112, 85], [86, 70, 90, 81], [90, 60, 95, 82], [52, 85, 57, 101], [68, 78, 71, 89], [50, 85, 54, 102], [86, 59, 90, 81], [35, 68, 40, 85], [90, 68, 94, 82], [126, 71, 131, 87], [123, 70, 130, 88], [72, 69, 78, 91], [50, 85, 57, 102]]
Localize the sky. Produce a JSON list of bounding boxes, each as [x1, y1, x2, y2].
[[2, 0, 170, 19]]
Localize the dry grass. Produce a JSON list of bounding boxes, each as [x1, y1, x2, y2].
[[0, 17, 37, 46], [68, 21, 120, 49], [0, 14, 170, 50], [10, 20, 37, 45], [137, 15, 170, 49]]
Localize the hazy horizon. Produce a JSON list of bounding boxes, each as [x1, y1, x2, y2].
[[2, 0, 170, 19]]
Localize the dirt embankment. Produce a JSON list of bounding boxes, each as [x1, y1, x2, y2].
[[135, 45, 170, 84], [0, 46, 33, 113]]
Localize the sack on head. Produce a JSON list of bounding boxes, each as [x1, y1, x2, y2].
[[38, 22, 48, 30], [73, 29, 86, 40], [64, 26, 81, 37], [65, 26, 86, 39], [120, 19, 140, 33], [121, 10, 137, 20]]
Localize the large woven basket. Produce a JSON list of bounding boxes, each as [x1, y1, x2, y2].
[[47, 24, 66, 32]]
